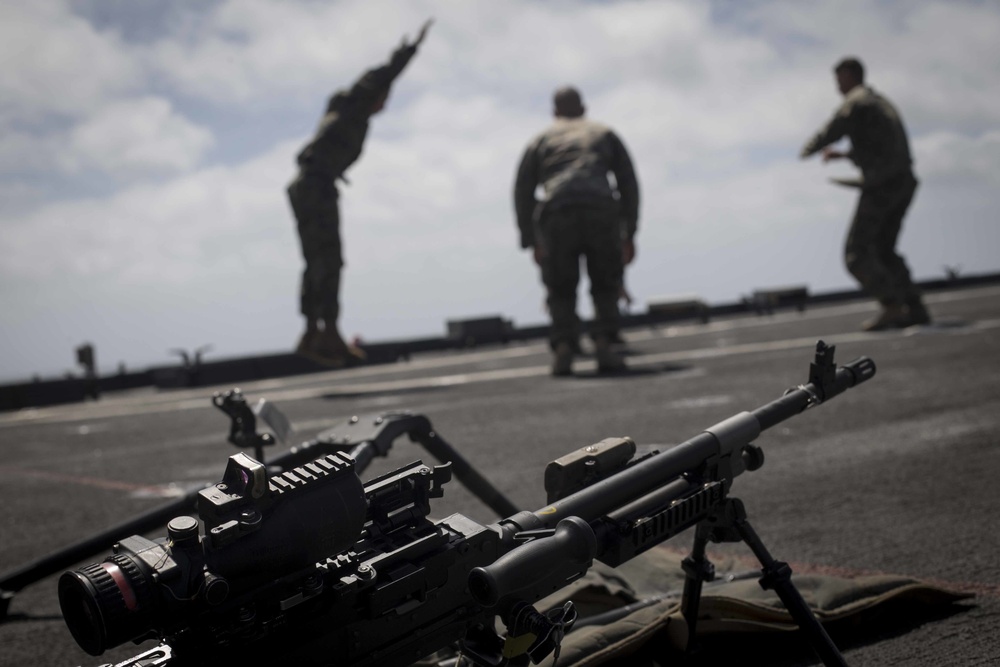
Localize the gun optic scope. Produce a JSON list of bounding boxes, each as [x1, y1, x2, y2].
[[59, 546, 160, 656], [59, 452, 367, 656]]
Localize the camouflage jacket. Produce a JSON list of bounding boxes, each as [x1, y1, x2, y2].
[[801, 84, 913, 188], [514, 118, 640, 249], [295, 43, 418, 184]]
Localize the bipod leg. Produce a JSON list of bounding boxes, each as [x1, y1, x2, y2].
[[408, 425, 519, 517], [679, 522, 715, 653], [727, 499, 848, 667]]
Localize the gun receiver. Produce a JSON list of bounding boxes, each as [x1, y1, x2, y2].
[[60, 342, 872, 667]]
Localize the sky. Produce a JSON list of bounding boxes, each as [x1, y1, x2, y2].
[[2, 0, 999, 381]]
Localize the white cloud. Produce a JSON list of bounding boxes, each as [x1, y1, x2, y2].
[[3, 141, 297, 285], [914, 130, 1000, 185], [733, 0, 1000, 130], [0, 4, 212, 184], [62, 97, 215, 176], [0, 131, 60, 175], [0, 1, 140, 123], [142, 0, 428, 105]]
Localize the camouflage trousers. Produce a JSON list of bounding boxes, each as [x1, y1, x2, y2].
[[845, 172, 921, 306], [287, 172, 343, 324], [538, 206, 623, 348]]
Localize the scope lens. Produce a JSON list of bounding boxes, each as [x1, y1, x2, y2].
[[58, 571, 106, 655], [58, 556, 154, 656]]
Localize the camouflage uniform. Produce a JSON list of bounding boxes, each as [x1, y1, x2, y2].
[[288, 43, 418, 326], [801, 84, 922, 311], [514, 118, 639, 350]]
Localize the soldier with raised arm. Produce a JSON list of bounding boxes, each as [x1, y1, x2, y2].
[[801, 56, 930, 331], [514, 87, 640, 376], [288, 21, 432, 366]]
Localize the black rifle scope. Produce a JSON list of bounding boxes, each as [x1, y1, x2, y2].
[[58, 452, 366, 656]]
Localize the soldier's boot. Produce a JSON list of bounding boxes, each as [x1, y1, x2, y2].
[[295, 327, 319, 356], [861, 303, 910, 331], [905, 296, 932, 326], [551, 341, 574, 377], [311, 329, 367, 367], [594, 336, 626, 374]]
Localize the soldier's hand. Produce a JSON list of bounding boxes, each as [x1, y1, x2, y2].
[[619, 284, 633, 308], [407, 19, 433, 49], [622, 239, 636, 266], [822, 147, 847, 163], [533, 244, 547, 265]]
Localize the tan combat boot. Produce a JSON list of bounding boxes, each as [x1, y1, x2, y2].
[[295, 328, 319, 357], [310, 329, 367, 367], [551, 341, 574, 377], [594, 336, 626, 374], [905, 296, 932, 326], [861, 304, 909, 331]]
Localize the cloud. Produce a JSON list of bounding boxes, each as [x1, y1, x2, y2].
[[914, 130, 1000, 185], [62, 97, 215, 176], [0, 4, 213, 189], [0, 1, 141, 124], [3, 140, 298, 286], [141, 0, 427, 105], [731, 0, 1000, 130]]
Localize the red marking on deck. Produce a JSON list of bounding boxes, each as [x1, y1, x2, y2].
[[0, 465, 165, 494]]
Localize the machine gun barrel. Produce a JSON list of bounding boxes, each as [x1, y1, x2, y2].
[[471, 346, 875, 607], [753, 353, 875, 430], [526, 350, 874, 530]]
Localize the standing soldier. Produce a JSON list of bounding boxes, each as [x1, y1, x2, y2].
[[801, 57, 931, 331], [514, 86, 640, 376], [289, 21, 432, 366]]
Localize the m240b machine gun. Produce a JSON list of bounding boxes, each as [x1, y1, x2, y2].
[[59, 342, 873, 667]]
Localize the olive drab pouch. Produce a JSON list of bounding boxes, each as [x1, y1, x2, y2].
[[529, 547, 971, 667]]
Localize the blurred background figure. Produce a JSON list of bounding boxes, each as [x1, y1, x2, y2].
[[288, 21, 432, 366], [514, 86, 640, 376], [800, 56, 931, 331]]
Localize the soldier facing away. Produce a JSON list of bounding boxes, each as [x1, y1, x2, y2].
[[800, 57, 931, 331], [514, 87, 640, 376], [288, 21, 431, 366]]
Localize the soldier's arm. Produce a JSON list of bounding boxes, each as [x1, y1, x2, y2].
[[800, 101, 854, 159], [387, 19, 432, 76], [346, 20, 432, 110], [609, 131, 640, 241], [513, 142, 541, 249]]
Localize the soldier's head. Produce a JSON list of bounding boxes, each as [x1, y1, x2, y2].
[[553, 86, 585, 119], [834, 57, 865, 96]]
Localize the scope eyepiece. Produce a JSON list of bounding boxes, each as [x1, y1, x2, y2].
[[58, 553, 155, 656]]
